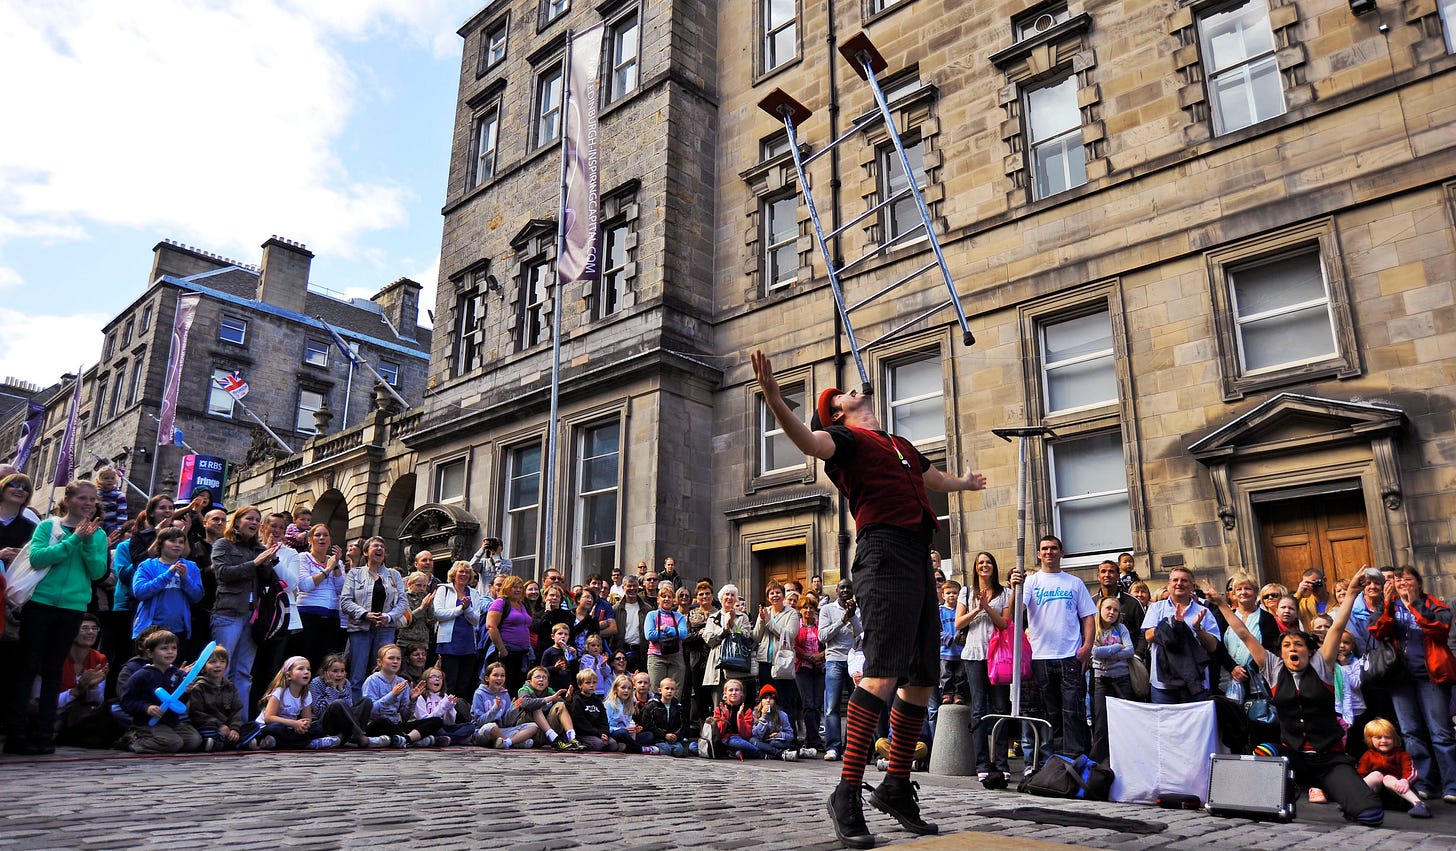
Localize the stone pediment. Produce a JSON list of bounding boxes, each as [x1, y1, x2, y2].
[[398, 503, 481, 562], [1187, 393, 1405, 463]]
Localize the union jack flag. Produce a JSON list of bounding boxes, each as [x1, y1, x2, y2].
[[213, 370, 249, 401]]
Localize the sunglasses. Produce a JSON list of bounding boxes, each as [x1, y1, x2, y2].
[[1261, 593, 1280, 600], [4, 481, 31, 492]]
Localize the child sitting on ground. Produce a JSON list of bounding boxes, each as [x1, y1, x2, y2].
[[187, 646, 256, 751], [568, 669, 617, 751], [120, 630, 202, 754], [255, 656, 339, 750], [415, 667, 474, 746], [516, 665, 584, 751], [605, 673, 653, 753], [750, 684, 797, 760], [643, 676, 693, 756], [713, 679, 759, 759], [1358, 718, 1430, 818], [472, 661, 539, 748], [540, 623, 580, 693], [363, 644, 440, 748], [310, 652, 384, 748]]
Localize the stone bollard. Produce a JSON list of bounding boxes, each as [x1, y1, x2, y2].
[[928, 702, 977, 776]]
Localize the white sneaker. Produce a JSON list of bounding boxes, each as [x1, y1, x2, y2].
[[824, 748, 839, 761], [367, 736, 391, 748], [309, 736, 342, 750], [799, 747, 818, 759], [781, 749, 798, 761], [258, 735, 277, 750], [876, 758, 889, 771]]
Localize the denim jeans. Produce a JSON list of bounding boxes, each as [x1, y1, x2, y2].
[[823, 660, 849, 752], [209, 613, 257, 700], [795, 666, 825, 748], [1032, 656, 1089, 760], [965, 659, 1011, 773], [347, 628, 397, 701], [1391, 677, 1456, 796], [725, 735, 764, 758]]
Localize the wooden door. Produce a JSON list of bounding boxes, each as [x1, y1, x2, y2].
[[1257, 491, 1372, 589], [755, 542, 807, 604]]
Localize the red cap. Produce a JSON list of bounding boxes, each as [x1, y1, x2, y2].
[[758, 684, 778, 700], [816, 387, 841, 430]]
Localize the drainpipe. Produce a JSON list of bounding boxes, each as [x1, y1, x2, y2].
[[825, 1, 851, 580]]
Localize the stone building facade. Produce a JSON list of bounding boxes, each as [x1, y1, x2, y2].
[[236, 0, 1455, 601]]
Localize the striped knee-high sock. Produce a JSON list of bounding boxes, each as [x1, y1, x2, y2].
[[840, 688, 885, 787], [887, 699, 928, 779]]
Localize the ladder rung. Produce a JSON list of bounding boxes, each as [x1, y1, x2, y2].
[[860, 297, 956, 352], [836, 222, 928, 277], [801, 112, 887, 167], [827, 185, 915, 241], [847, 260, 939, 312]]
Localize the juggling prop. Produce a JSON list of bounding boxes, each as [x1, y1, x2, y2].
[[150, 640, 217, 725]]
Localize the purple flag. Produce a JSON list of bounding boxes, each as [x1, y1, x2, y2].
[[12, 402, 44, 472], [558, 23, 604, 285], [158, 293, 201, 446], [52, 369, 83, 485]]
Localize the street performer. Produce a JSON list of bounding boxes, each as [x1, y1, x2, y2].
[[751, 350, 987, 849]]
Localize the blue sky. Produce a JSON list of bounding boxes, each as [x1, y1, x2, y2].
[[0, 0, 484, 387]]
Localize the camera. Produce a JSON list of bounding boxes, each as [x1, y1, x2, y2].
[[1311, 579, 1325, 590]]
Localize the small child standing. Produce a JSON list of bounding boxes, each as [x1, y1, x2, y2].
[[471, 662, 539, 748], [1090, 596, 1135, 764], [643, 676, 693, 756], [310, 652, 385, 748], [516, 665, 584, 751], [414, 667, 474, 745], [749, 684, 797, 761], [540, 623, 580, 693], [568, 669, 616, 751], [187, 646, 257, 751], [938, 580, 967, 705], [120, 630, 202, 754], [363, 644, 440, 748], [1358, 718, 1430, 817], [579, 634, 612, 697], [95, 467, 128, 536], [255, 656, 339, 750]]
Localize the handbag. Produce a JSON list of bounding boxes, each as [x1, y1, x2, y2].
[[987, 624, 1032, 686], [1363, 637, 1403, 687], [768, 610, 797, 680], [1245, 662, 1277, 725], [718, 631, 754, 672], [5, 519, 63, 612]]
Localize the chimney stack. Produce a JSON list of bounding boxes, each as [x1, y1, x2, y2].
[[257, 236, 313, 314], [372, 277, 423, 339]]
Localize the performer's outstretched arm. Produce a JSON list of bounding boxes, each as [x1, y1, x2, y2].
[[751, 349, 835, 460], [923, 466, 987, 493]]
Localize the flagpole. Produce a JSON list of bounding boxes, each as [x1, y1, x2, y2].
[[542, 29, 576, 577], [315, 317, 409, 410], [235, 397, 296, 455], [146, 413, 198, 454]]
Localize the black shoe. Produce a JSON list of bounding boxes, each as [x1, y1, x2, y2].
[[827, 781, 876, 849], [870, 776, 939, 835], [3, 739, 42, 756]]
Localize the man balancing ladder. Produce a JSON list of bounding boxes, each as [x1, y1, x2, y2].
[[752, 350, 987, 849]]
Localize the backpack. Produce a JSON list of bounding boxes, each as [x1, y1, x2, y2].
[[251, 577, 295, 643], [1020, 754, 1115, 800], [697, 718, 717, 759]]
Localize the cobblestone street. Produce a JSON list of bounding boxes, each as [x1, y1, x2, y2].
[[5, 748, 1456, 850]]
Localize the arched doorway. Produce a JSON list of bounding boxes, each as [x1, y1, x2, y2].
[[312, 489, 349, 549], [399, 504, 481, 583], [379, 474, 416, 568]]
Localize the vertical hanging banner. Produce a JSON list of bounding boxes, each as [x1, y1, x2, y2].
[[157, 293, 201, 445], [52, 369, 84, 485], [12, 402, 45, 472], [558, 23, 604, 285]]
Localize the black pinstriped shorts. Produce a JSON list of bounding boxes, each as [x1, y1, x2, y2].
[[851, 525, 939, 688]]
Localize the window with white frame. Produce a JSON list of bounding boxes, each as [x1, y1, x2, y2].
[[761, 134, 792, 161], [1025, 74, 1087, 199], [1015, 2, 1070, 41], [542, 0, 568, 25], [110, 362, 127, 417], [435, 458, 467, 503], [1198, 0, 1285, 135], [377, 361, 400, 386], [454, 281, 486, 377], [595, 222, 628, 320], [295, 389, 324, 434], [471, 106, 500, 187], [122, 319, 134, 347], [1048, 430, 1132, 557], [1227, 246, 1336, 374], [140, 304, 153, 333], [127, 350, 145, 405], [480, 18, 508, 72], [219, 316, 247, 344], [1442, 0, 1456, 52], [573, 420, 620, 579], [534, 64, 564, 147], [1040, 310, 1116, 415], [758, 385, 804, 475], [886, 353, 944, 443], [868, 0, 910, 16], [607, 14, 639, 103], [879, 139, 926, 244], [518, 257, 552, 350], [505, 442, 542, 578], [763, 193, 798, 292], [104, 333, 115, 360], [763, 0, 797, 72], [207, 368, 235, 417], [304, 340, 330, 367]]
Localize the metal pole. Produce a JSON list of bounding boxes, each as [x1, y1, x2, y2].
[[542, 30, 574, 576], [236, 399, 295, 455]]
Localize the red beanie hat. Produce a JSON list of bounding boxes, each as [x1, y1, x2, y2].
[[815, 387, 841, 430]]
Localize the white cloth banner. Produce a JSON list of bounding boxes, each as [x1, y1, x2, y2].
[[1107, 697, 1223, 803]]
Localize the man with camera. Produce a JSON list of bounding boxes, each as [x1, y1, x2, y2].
[[819, 578, 862, 762], [1295, 568, 1332, 631]]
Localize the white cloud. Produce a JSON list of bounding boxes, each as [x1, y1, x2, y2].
[[0, 0, 474, 269], [0, 307, 108, 386]]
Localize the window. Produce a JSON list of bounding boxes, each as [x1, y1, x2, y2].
[[886, 354, 944, 443], [435, 459, 466, 503], [1015, 2, 1070, 41], [377, 361, 400, 387], [541, 0, 568, 25], [480, 18, 508, 72], [1025, 74, 1087, 199], [763, 193, 798, 291], [518, 257, 552, 350], [219, 316, 247, 344], [607, 14, 639, 102], [595, 223, 628, 319], [94, 378, 108, 423], [127, 350, 145, 406], [758, 385, 804, 474], [110, 362, 127, 417], [304, 340, 330, 367], [1049, 430, 1132, 557], [868, 0, 909, 15], [207, 368, 236, 417], [104, 333, 114, 360], [295, 389, 324, 434], [1198, 0, 1285, 135], [534, 64, 564, 147], [573, 421, 620, 579], [1040, 310, 1115, 414], [1228, 247, 1336, 374], [121, 319, 134, 347], [471, 106, 500, 187], [505, 442, 543, 578], [1442, 0, 1456, 53], [879, 140, 926, 244], [763, 0, 797, 72], [454, 285, 486, 376], [140, 305, 153, 333]]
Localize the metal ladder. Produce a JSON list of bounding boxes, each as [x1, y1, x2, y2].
[[758, 32, 974, 395]]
